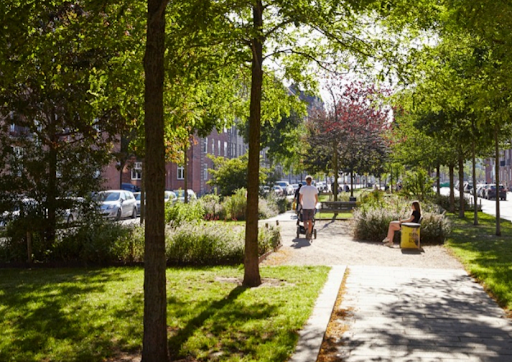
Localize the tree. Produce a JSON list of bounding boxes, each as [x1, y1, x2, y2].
[[305, 79, 391, 199], [0, 1, 143, 249], [142, 0, 169, 359]]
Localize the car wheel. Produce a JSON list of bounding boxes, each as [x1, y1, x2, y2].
[[132, 206, 137, 219], [116, 209, 122, 221]]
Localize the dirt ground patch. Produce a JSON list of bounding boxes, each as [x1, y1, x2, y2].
[[261, 220, 463, 269]]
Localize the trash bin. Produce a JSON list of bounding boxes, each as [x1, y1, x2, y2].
[[400, 222, 421, 249]]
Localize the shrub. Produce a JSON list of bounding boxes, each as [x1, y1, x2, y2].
[[165, 200, 205, 225], [200, 194, 226, 220], [258, 224, 282, 254], [400, 169, 435, 201], [352, 198, 451, 244], [431, 194, 478, 212], [165, 221, 281, 265], [223, 188, 247, 220], [52, 217, 138, 263], [166, 222, 244, 265], [258, 197, 279, 219]]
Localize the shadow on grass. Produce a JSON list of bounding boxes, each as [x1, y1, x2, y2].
[[167, 284, 288, 361], [0, 268, 142, 362], [447, 212, 512, 310]]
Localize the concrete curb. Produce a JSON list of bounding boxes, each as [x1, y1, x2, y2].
[[288, 265, 346, 362]]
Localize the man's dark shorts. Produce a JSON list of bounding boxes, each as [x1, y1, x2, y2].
[[303, 209, 314, 222]]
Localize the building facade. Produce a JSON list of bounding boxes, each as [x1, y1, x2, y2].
[[115, 124, 257, 196]]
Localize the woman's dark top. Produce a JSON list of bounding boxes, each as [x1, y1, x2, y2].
[[412, 210, 421, 223]]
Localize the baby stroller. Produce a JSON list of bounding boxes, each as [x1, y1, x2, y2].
[[295, 204, 317, 240]]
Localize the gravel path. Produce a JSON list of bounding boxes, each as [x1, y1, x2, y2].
[[261, 218, 463, 269]]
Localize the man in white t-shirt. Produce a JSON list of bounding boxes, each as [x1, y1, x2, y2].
[[299, 175, 318, 240]]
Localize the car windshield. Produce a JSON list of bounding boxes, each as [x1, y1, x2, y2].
[[98, 192, 120, 202], [134, 193, 141, 201]]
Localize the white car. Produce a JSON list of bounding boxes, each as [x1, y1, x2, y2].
[[275, 181, 294, 195], [95, 190, 137, 220], [0, 198, 38, 229]]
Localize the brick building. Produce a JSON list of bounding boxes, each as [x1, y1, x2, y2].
[[113, 124, 259, 196]]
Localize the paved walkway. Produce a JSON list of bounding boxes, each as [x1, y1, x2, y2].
[[262, 213, 512, 362], [291, 265, 512, 362]]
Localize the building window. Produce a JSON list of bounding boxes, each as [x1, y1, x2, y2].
[[218, 140, 221, 155], [203, 166, 208, 181], [131, 162, 142, 180], [177, 166, 184, 180], [202, 138, 207, 153], [224, 142, 227, 156], [212, 141, 215, 155]]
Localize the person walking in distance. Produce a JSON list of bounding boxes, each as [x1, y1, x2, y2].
[[299, 175, 319, 240]]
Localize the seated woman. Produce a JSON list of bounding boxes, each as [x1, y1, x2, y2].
[[383, 201, 421, 247]]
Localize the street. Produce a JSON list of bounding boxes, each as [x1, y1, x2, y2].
[[440, 187, 512, 222]]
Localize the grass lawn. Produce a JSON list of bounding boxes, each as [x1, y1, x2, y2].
[[445, 212, 512, 312], [0, 265, 330, 361]]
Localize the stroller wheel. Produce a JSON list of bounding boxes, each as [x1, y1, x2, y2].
[[313, 229, 317, 239]]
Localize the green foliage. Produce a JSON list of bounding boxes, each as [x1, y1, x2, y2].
[[0, 215, 144, 264], [165, 222, 281, 266], [352, 197, 451, 244], [223, 188, 247, 221], [199, 193, 226, 220], [399, 169, 435, 201], [258, 197, 279, 219], [52, 220, 137, 264], [165, 200, 205, 225], [446, 212, 512, 310], [0, 266, 329, 362]]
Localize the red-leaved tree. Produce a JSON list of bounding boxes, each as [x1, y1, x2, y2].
[[305, 78, 392, 199]]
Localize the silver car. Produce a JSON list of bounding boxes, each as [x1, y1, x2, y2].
[[96, 190, 137, 220]]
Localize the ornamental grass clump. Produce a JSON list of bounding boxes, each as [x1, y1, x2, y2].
[[352, 198, 451, 244], [166, 222, 244, 265], [165, 222, 281, 265]]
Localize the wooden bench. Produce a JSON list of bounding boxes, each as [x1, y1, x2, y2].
[[318, 201, 357, 213]]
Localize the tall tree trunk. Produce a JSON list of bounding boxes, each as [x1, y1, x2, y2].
[[449, 163, 455, 213], [243, 1, 263, 288], [458, 153, 465, 218], [184, 143, 189, 203], [494, 125, 501, 236], [46, 128, 58, 248], [436, 163, 440, 196], [472, 142, 478, 225], [333, 140, 338, 201], [140, 160, 145, 225], [350, 170, 354, 198], [142, 0, 169, 360]]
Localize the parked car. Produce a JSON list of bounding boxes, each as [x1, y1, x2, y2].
[[58, 197, 86, 225], [133, 192, 142, 216], [478, 184, 488, 198], [260, 185, 270, 196], [275, 181, 293, 195], [316, 181, 328, 192], [272, 185, 284, 196], [484, 184, 507, 200], [463, 182, 473, 193], [173, 189, 197, 202], [0, 197, 39, 229], [164, 191, 178, 204], [95, 190, 137, 220], [121, 183, 140, 193], [291, 183, 300, 193]]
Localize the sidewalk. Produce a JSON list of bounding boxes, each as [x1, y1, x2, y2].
[[290, 265, 512, 362]]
